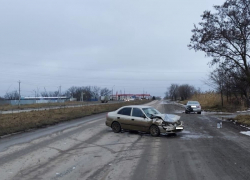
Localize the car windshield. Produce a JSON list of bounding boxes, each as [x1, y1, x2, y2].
[[142, 108, 161, 117]]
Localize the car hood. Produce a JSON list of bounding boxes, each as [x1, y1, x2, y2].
[[153, 114, 180, 123]]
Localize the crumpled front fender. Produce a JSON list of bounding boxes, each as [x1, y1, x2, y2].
[[152, 118, 163, 125]]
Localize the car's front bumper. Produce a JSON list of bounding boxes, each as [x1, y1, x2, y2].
[[159, 121, 184, 133]]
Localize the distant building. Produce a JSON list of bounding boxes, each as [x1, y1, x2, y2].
[[110, 94, 151, 101]]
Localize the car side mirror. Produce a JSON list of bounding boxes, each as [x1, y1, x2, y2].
[[142, 114, 146, 118]]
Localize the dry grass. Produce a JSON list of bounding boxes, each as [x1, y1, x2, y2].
[[0, 100, 150, 136], [182, 93, 246, 112], [0, 101, 100, 111], [233, 115, 250, 126]]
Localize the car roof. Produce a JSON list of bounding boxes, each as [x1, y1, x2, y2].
[[187, 101, 199, 103], [119, 105, 152, 108]]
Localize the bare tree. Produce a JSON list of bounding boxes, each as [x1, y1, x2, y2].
[[166, 84, 199, 101], [178, 84, 196, 100], [65, 86, 78, 98], [48, 91, 60, 97], [100, 88, 111, 96], [4, 90, 19, 100], [91, 86, 100, 99], [83, 86, 92, 100], [168, 84, 179, 101], [164, 91, 169, 99], [188, 0, 250, 85], [206, 68, 227, 106], [206, 63, 250, 106], [40, 91, 49, 97], [65, 86, 96, 101]]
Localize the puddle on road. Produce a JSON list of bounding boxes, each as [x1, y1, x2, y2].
[[179, 130, 213, 140], [202, 111, 237, 121], [180, 130, 191, 134], [160, 101, 176, 105], [174, 110, 184, 114], [181, 134, 213, 140]]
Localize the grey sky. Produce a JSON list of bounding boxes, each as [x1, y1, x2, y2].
[[0, 0, 226, 97]]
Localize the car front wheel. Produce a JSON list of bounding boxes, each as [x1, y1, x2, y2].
[[149, 125, 160, 137], [111, 121, 121, 133]]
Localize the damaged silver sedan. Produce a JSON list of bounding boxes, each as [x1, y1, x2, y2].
[[105, 105, 184, 136]]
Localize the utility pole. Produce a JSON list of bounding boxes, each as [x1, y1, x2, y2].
[[18, 80, 21, 108], [33, 90, 36, 104], [44, 87, 48, 97], [59, 86, 61, 103], [81, 92, 84, 102], [112, 85, 115, 101]]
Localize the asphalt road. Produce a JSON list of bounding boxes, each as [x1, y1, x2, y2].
[[0, 100, 250, 180]]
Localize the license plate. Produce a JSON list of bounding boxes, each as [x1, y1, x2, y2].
[[176, 127, 183, 130], [191, 106, 196, 108]]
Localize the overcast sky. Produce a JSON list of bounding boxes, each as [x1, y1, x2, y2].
[[0, 0, 226, 98]]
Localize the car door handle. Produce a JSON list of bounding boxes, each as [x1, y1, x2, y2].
[[131, 119, 134, 121], [117, 117, 120, 119]]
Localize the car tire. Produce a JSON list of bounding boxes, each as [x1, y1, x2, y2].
[[149, 125, 160, 137], [197, 112, 201, 114], [111, 121, 121, 133]]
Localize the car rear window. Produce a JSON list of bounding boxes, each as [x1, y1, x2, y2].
[[118, 107, 132, 116], [188, 101, 199, 104]]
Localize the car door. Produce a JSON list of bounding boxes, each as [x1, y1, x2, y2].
[[116, 107, 132, 130], [130, 107, 151, 131]]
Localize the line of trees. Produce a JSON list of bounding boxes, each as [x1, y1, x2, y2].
[[3, 90, 19, 100], [188, 0, 250, 107], [2, 86, 112, 101], [165, 84, 200, 101], [206, 64, 250, 106]]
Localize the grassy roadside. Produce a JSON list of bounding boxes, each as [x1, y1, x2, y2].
[[181, 93, 246, 112], [232, 115, 250, 126], [0, 101, 101, 111], [0, 100, 151, 137]]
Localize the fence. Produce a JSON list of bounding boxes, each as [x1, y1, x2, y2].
[[0, 99, 68, 105]]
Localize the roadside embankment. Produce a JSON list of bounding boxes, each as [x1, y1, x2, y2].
[[0, 101, 105, 111], [0, 100, 151, 137], [231, 114, 250, 126]]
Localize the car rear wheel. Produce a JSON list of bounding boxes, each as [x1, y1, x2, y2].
[[197, 112, 201, 114], [149, 125, 160, 137], [111, 121, 121, 133]]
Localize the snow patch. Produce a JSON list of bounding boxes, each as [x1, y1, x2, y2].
[[240, 131, 250, 136]]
